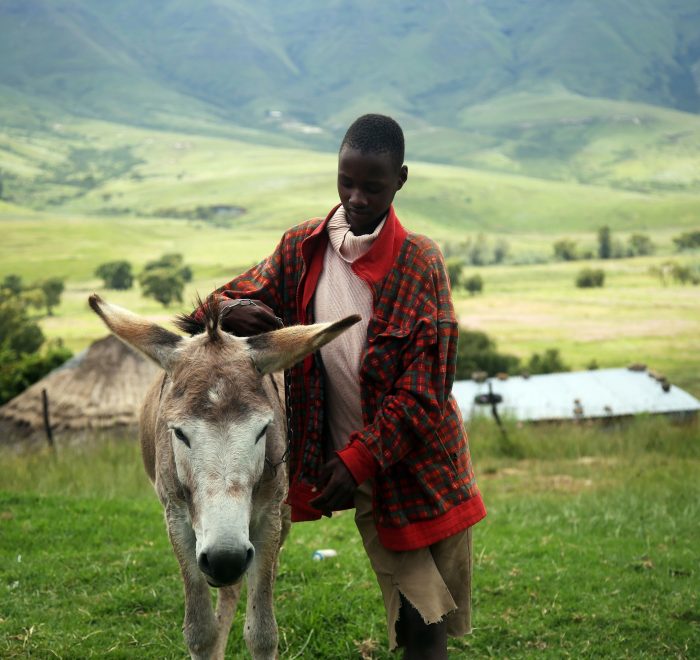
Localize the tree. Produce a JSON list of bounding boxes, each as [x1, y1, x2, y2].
[[0, 341, 72, 405], [493, 238, 509, 264], [140, 268, 185, 307], [672, 231, 700, 251], [140, 253, 193, 307], [445, 258, 464, 290], [527, 348, 570, 374], [467, 233, 489, 266], [598, 226, 612, 259], [628, 233, 654, 257], [0, 298, 44, 356], [576, 268, 605, 288], [143, 253, 193, 282], [553, 239, 578, 261], [464, 274, 483, 295], [0, 293, 71, 404], [95, 260, 134, 290], [455, 328, 520, 379], [40, 277, 65, 315], [1, 274, 22, 296]]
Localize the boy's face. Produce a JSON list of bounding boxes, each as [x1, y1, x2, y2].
[[337, 146, 408, 235]]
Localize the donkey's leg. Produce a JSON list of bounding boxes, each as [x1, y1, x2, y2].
[[210, 582, 243, 659], [165, 506, 220, 660], [244, 516, 283, 660]]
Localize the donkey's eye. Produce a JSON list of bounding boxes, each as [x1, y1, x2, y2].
[[173, 427, 190, 448], [256, 424, 269, 443]]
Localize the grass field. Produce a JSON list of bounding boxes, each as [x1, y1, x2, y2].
[[1, 417, 699, 658], [2, 119, 699, 395], [2, 116, 699, 380]]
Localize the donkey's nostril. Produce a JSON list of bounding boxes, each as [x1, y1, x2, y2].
[[198, 543, 255, 586], [198, 551, 211, 574]]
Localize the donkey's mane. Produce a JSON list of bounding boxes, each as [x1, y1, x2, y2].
[[174, 295, 222, 342]]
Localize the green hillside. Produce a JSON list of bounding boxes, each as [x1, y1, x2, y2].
[[1, 0, 699, 186], [1, 118, 698, 240]]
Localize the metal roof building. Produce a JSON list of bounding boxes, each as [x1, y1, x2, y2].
[[452, 368, 700, 422]]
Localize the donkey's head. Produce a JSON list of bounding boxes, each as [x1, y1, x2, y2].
[[89, 294, 359, 586]]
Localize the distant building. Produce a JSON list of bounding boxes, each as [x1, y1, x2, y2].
[[453, 368, 700, 422]]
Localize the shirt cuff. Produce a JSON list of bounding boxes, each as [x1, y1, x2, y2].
[[336, 439, 378, 486]]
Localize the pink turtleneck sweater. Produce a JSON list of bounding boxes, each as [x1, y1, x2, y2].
[[313, 206, 386, 451]]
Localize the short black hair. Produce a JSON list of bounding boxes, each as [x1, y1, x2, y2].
[[339, 114, 405, 170]]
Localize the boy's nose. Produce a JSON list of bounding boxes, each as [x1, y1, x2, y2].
[[349, 190, 368, 207]]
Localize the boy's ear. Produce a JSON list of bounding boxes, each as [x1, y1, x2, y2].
[[246, 316, 361, 374], [397, 164, 408, 190]]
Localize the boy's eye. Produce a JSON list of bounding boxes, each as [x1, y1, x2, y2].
[[339, 177, 353, 188], [364, 184, 384, 194]]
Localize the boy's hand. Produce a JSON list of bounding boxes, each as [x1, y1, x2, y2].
[[220, 299, 283, 336], [309, 457, 357, 515]]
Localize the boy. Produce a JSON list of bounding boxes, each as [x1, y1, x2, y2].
[[197, 114, 486, 658]]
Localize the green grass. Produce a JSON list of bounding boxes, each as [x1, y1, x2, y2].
[[1, 417, 699, 658]]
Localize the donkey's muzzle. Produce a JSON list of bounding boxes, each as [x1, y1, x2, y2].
[[198, 543, 255, 587]]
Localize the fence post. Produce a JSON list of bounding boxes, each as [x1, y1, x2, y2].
[[41, 388, 55, 450]]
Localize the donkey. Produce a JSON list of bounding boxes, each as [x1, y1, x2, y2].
[[88, 294, 359, 659]]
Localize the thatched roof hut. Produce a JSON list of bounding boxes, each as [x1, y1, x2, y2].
[[0, 335, 161, 448]]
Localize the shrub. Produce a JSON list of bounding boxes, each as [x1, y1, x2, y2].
[[576, 268, 605, 288], [553, 239, 578, 261], [493, 238, 510, 264], [649, 260, 700, 286], [628, 233, 655, 257], [0, 298, 44, 356], [38, 277, 65, 315], [445, 258, 464, 290], [95, 260, 134, 290], [139, 268, 185, 307], [455, 329, 520, 379], [2, 274, 23, 296], [673, 231, 700, 251], [467, 233, 489, 266], [0, 296, 72, 404], [0, 342, 72, 404], [527, 348, 570, 374], [464, 274, 483, 295], [139, 253, 194, 307]]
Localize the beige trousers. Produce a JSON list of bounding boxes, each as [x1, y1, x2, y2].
[[354, 482, 473, 650]]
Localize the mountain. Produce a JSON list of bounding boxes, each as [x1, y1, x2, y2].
[[1, 0, 699, 189]]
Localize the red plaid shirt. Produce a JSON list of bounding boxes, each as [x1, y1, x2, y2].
[[212, 205, 485, 550]]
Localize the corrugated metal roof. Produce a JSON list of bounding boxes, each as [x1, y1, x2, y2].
[[452, 368, 700, 422]]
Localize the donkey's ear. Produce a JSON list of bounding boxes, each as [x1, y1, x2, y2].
[[246, 315, 361, 375], [88, 294, 183, 372]]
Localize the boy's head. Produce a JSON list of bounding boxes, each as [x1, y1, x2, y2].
[[340, 114, 405, 171], [337, 114, 408, 235]]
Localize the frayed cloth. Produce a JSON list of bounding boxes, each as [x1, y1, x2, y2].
[[354, 482, 473, 650]]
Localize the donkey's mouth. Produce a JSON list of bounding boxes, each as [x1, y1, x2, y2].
[[206, 577, 242, 589]]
